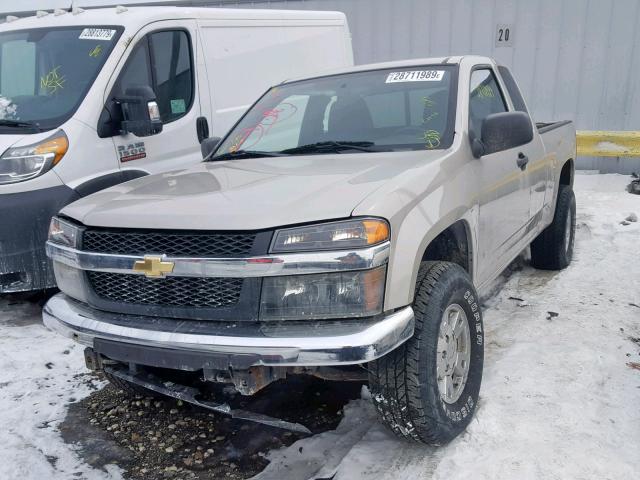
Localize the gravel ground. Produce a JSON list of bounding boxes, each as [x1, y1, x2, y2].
[[60, 374, 362, 479]]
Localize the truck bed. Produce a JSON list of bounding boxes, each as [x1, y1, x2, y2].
[[537, 120, 576, 167], [536, 120, 573, 134]]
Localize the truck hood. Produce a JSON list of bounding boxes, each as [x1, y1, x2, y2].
[[62, 151, 438, 230]]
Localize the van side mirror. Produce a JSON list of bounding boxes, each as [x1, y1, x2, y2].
[[474, 111, 533, 157], [201, 136, 221, 159], [116, 85, 163, 137]]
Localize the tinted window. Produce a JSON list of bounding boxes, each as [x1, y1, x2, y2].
[[149, 30, 193, 123], [469, 69, 507, 140], [498, 66, 528, 113]]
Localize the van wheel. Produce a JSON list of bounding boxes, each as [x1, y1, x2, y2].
[[103, 369, 155, 398], [530, 184, 576, 270], [368, 261, 484, 445]]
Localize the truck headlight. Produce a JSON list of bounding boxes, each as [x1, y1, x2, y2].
[[259, 266, 386, 321], [0, 130, 68, 184], [48, 216, 86, 302], [48, 216, 81, 248], [271, 218, 390, 253]]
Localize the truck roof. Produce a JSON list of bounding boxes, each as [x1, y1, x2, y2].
[[0, 6, 347, 32], [281, 55, 497, 84]]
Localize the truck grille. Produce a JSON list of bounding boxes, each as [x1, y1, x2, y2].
[[87, 271, 243, 309], [82, 229, 257, 257]]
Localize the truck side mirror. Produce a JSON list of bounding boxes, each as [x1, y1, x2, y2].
[[116, 85, 163, 137], [478, 111, 533, 157], [201, 136, 221, 159]]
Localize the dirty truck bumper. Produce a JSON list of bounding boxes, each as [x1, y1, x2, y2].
[[0, 185, 79, 293], [43, 293, 415, 367]]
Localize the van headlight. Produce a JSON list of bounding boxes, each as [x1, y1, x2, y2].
[[0, 130, 68, 184], [48, 216, 81, 248]]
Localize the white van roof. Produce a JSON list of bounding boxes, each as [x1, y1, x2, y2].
[[1, 6, 348, 32]]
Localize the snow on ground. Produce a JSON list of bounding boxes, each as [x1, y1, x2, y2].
[[0, 173, 638, 479], [255, 173, 640, 480], [0, 301, 123, 479]]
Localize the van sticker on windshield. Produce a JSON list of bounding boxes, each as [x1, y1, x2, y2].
[[386, 70, 444, 83], [79, 28, 116, 41], [170, 99, 186, 114], [40, 66, 65, 94], [118, 142, 146, 163]]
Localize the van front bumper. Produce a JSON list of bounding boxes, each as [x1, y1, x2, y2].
[[0, 185, 79, 293], [43, 293, 415, 367]]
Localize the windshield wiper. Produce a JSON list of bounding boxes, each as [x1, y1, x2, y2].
[[208, 150, 284, 161], [280, 141, 376, 155], [0, 119, 41, 131]]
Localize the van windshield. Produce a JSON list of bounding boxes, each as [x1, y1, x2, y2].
[[213, 65, 457, 158], [0, 26, 122, 133]]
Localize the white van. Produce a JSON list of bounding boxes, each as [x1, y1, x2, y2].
[[0, 5, 353, 293]]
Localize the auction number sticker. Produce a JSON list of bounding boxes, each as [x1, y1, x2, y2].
[[385, 70, 444, 83], [79, 28, 116, 41]]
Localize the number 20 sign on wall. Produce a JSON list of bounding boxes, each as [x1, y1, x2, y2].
[[495, 24, 513, 47]]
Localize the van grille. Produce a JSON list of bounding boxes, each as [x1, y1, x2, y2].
[[87, 271, 244, 309]]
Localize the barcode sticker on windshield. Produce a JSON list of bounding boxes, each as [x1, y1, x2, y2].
[[385, 70, 445, 83], [79, 28, 116, 41]]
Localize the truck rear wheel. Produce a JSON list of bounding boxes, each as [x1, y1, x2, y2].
[[530, 184, 576, 270], [368, 261, 484, 445]]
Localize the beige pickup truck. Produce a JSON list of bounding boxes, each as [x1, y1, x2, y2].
[[44, 56, 576, 444]]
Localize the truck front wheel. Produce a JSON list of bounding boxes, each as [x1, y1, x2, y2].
[[368, 261, 484, 445]]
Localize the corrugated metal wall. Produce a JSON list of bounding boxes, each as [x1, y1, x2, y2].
[[207, 0, 640, 173]]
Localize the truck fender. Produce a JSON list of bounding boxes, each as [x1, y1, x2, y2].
[[74, 170, 148, 198], [385, 205, 477, 310]]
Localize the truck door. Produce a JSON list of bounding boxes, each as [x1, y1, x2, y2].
[[106, 21, 204, 174], [497, 66, 547, 221], [471, 67, 531, 281]]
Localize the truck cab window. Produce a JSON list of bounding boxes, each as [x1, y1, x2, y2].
[[217, 66, 458, 155], [468, 69, 507, 141], [497, 65, 528, 113]]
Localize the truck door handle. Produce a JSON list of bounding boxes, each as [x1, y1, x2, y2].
[[517, 152, 529, 171]]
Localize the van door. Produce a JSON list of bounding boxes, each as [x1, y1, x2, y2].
[[472, 67, 531, 282], [107, 21, 203, 174]]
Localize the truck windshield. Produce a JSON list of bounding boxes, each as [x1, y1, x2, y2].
[[214, 65, 457, 158], [0, 26, 123, 132]]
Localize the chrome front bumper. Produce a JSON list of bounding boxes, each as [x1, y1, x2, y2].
[[43, 294, 415, 367]]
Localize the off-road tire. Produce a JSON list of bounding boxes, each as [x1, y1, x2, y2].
[[530, 184, 576, 270], [103, 369, 155, 398], [368, 261, 484, 445]]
